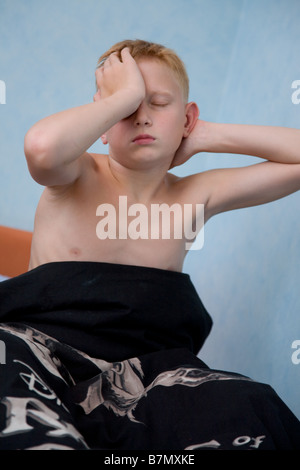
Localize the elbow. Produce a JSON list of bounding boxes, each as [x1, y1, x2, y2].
[[24, 128, 54, 170], [24, 128, 58, 185]]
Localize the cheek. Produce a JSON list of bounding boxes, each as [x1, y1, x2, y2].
[[163, 113, 186, 138], [104, 123, 124, 145], [164, 108, 186, 128]]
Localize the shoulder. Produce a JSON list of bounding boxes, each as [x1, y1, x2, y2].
[[33, 151, 107, 205], [166, 169, 211, 195], [166, 170, 211, 210], [171, 160, 300, 219], [41, 152, 109, 199], [79, 151, 109, 176]]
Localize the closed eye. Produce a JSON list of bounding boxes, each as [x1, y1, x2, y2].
[[149, 92, 172, 107], [151, 101, 169, 107]]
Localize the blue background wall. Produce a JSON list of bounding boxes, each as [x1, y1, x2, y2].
[[1, 0, 299, 420]]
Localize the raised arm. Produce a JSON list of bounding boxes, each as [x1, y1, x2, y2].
[[173, 120, 300, 217], [24, 48, 145, 187]]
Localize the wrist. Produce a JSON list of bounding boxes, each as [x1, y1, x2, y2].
[[201, 122, 230, 153], [101, 90, 143, 121]]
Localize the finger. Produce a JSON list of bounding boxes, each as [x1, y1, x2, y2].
[[107, 51, 121, 65], [120, 47, 132, 62]]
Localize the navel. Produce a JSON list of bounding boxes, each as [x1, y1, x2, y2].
[[70, 247, 81, 256]]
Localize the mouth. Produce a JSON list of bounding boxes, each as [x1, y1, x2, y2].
[[132, 134, 155, 145]]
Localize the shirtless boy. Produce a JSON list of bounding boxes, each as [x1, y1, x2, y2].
[[24, 39, 300, 272], [1, 40, 300, 451]]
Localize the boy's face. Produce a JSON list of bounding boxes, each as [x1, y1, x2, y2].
[[102, 58, 191, 170]]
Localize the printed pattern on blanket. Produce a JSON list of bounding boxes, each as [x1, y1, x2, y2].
[[1, 324, 300, 450]]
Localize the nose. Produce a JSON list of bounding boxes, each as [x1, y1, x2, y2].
[[133, 102, 152, 127]]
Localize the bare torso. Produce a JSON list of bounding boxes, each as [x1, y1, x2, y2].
[[29, 153, 207, 272]]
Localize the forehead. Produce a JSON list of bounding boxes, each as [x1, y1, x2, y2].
[[136, 58, 183, 96]]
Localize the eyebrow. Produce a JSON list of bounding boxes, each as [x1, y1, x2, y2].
[[149, 91, 174, 99]]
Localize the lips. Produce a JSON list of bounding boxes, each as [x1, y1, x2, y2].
[[132, 134, 155, 144]]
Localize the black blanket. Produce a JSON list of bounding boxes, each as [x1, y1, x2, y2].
[[0, 261, 299, 450]]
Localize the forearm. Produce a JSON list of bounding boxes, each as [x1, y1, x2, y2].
[[204, 122, 300, 164], [24, 92, 137, 167]]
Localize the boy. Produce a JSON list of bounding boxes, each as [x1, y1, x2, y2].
[[25, 41, 300, 271], [23, 40, 300, 272], [0, 39, 300, 450]]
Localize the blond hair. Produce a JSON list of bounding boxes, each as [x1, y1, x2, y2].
[[97, 39, 189, 101]]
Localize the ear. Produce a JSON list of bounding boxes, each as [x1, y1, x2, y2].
[[93, 89, 101, 102], [101, 134, 108, 145], [183, 102, 200, 138]]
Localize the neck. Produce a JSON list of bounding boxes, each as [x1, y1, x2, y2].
[[107, 156, 171, 202]]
